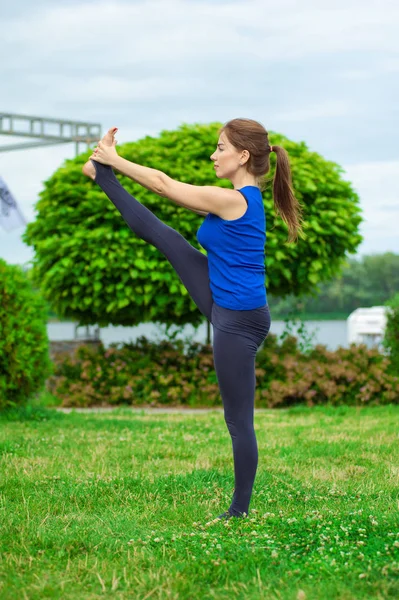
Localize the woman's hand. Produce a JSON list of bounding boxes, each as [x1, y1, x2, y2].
[[90, 139, 119, 166]]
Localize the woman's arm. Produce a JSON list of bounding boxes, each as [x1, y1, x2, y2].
[[110, 155, 165, 195], [109, 155, 208, 216], [91, 142, 243, 218], [167, 192, 208, 216]]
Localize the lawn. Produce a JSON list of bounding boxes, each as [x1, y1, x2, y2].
[[0, 403, 398, 599]]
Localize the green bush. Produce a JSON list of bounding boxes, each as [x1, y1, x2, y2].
[[383, 293, 399, 374], [0, 259, 53, 409], [48, 335, 399, 408]]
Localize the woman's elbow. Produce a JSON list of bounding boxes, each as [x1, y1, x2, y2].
[[156, 172, 170, 197]]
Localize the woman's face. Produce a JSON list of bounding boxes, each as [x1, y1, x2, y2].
[[210, 131, 244, 180]]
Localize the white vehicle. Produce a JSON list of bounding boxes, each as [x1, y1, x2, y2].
[[347, 306, 389, 349]]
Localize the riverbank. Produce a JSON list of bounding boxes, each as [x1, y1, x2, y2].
[[47, 318, 349, 351], [47, 312, 350, 323]]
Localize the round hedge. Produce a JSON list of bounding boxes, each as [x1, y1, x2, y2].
[[23, 122, 362, 327], [0, 259, 52, 409]]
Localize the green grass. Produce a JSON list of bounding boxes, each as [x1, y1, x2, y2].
[[0, 403, 398, 599]]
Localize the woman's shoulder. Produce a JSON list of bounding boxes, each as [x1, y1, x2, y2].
[[238, 185, 262, 195], [238, 186, 263, 205]]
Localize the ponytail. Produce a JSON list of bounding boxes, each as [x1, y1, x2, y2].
[[270, 145, 303, 243], [220, 118, 304, 242]]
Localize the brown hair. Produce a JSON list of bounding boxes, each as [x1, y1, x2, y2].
[[220, 118, 303, 243]]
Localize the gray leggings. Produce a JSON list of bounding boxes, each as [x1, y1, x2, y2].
[[91, 161, 271, 516]]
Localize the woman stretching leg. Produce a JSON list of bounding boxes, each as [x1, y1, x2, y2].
[[83, 121, 303, 518]]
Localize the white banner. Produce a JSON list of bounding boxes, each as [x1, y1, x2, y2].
[[0, 176, 27, 231]]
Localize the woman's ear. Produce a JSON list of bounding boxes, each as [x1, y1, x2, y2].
[[241, 149, 250, 165]]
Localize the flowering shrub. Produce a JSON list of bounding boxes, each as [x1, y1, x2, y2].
[[256, 342, 399, 407], [48, 337, 219, 408], [48, 335, 399, 408]]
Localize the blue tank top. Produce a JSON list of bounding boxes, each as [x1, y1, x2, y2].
[[196, 185, 267, 310]]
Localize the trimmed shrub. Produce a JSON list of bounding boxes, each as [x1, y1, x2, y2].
[[383, 293, 399, 374], [48, 335, 399, 408], [0, 259, 52, 409]]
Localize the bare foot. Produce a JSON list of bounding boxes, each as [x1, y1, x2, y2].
[[82, 160, 96, 180], [101, 127, 118, 147], [82, 127, 118, 180]]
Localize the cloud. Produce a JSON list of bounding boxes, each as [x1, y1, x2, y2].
[[343, 160, 399, 253], [337, 69, 373, 81], [381, 58, 399, 72], [2, 0, 399, 74], [274, 100, 351, 122], [23, 74, 209, 104], [379, 205, 399, 211]]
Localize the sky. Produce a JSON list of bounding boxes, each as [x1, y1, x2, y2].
[[1, 0, 398, 266]]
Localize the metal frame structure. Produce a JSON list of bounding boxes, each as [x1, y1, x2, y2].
[[0, 112, 101, 155], [0, 112, 102, 340]]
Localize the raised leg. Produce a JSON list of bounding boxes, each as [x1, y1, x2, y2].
[[89, 161, 213, 322]]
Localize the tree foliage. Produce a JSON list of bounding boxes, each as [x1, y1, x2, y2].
[[23, 122, 362, 327], [383, 293, 399, 374], [270, 252, 399, 317], [0, 259, 52, 409]]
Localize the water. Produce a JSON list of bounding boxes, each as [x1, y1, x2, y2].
[[47, 319, 348, 351]]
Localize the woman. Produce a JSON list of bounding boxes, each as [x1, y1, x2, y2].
[[83, 118, 303, 520]]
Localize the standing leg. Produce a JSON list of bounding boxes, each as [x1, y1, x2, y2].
[[212, 327, 260, 516], [91, 161, 213, 322]]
